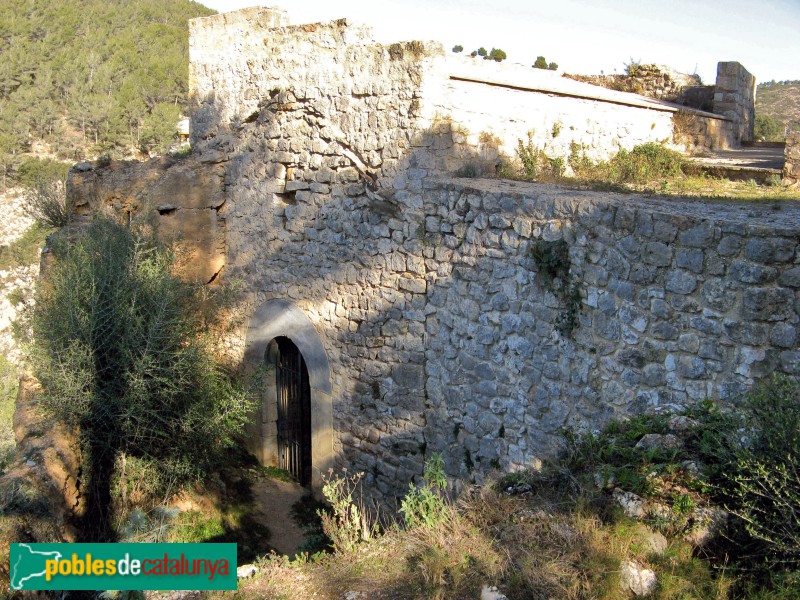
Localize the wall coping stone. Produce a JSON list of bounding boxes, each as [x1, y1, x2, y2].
[[447, 57, 731, 120]]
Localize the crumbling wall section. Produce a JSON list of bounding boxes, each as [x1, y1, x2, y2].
[[188, 9, 448, 196], [565, 64, 704, 102], [67, 156, 226, 285], [713, 61, 756, 143], [784, 129, 800, 183]]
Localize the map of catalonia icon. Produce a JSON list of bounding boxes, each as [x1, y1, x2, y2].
[[10, 544, 63, 590]]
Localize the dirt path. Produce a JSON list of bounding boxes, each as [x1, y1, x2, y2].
[[250, 477, 308, 556]]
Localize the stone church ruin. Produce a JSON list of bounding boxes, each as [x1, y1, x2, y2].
[[67, 6, 799, 499]]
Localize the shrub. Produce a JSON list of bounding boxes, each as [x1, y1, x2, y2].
[[318, 469, 378, 553], [755, 114, 785, 142], [720, 375, 800, 565], [30, 218, 255, 540], [23, 178, 72, 229], [605, 143, 685, 183], [567, 142, 685, 185], [487, 48, 506, 62], [517, 136, 540, 179], [513, 133, 567, 182], [400, 453, 450, 529], [625, 58, 642, 77], [14, 158, 70, 190], [529, 239, 569, 290], [533, 56, 548, 69]]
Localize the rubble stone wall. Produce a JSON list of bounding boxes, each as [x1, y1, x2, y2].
[[188, 8, 736, 187], [77, 8, 789, 498], [215, 141, 800, 496], [565, 64, 703, 103]]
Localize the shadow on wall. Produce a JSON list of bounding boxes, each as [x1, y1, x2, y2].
[[66, 99, 538, 502], [67, 62, 799, 506], [198, 94, 539, 500], [199, 77, 704, 504]]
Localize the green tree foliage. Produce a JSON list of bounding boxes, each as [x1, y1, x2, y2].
[[533, 56, 548, 69], [400, 454, 450, 529], [548, 62, 558, 71], [468, 46, 506, 62], [30, 218, 254, 540], [487, 48, 507, 62], [755, 114, 786, 141], [452, 44, 463, 53], [0, 0, 214, 161], [710, 376, 800, 566]]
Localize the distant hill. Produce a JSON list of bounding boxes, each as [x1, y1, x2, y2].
[[755, 81, 800, 140], [0, 0, 215, 183]]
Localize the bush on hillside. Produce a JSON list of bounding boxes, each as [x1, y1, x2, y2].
[[754, 114, 785, 142], [30, 218, 254, 539], [23, 178, 72, 229], [713, 375, 800, 566]]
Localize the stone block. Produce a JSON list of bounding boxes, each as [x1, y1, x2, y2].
[[665, 270, 697, 295], [741, 287, 795, 321], [640, 242, 672, 266], [728, 260, 778, 284], [679, 224, 716, 248]]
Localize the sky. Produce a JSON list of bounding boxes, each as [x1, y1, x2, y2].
[[198, 0, 799, 85]]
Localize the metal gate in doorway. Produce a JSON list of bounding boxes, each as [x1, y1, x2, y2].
[[275, 336, 312, 486]]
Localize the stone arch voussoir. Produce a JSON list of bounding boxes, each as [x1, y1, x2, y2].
[[243, 299, 333, 493]]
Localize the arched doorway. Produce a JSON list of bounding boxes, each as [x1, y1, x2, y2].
[[243, 299, 333, 494], [273, 336, 312, 485]]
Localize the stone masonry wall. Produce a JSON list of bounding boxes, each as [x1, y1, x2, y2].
[[713, 61, 756, 143], [60, 150, 800, 500], [420, 180, 800, 483], [213, 130, 800, 497], [189, 8, 736, 189], [175, 9, 793, 498], [189, 10, 446, 198], [785, 129, 800, 183]]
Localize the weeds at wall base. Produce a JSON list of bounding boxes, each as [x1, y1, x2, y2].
[[502, 138, 800, 202]]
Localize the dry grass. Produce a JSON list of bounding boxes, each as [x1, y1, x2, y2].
[[637, 175, 800, 202], [208, 478, 733, 600], [231, 501, 503, 600]]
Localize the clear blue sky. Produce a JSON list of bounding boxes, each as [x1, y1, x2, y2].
[[199, 1, 799, 84]]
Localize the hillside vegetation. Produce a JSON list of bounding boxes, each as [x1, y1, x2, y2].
[[0, 0, 214, 184], [755, 82, 800, 140], [220, 376, 800, 599]]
